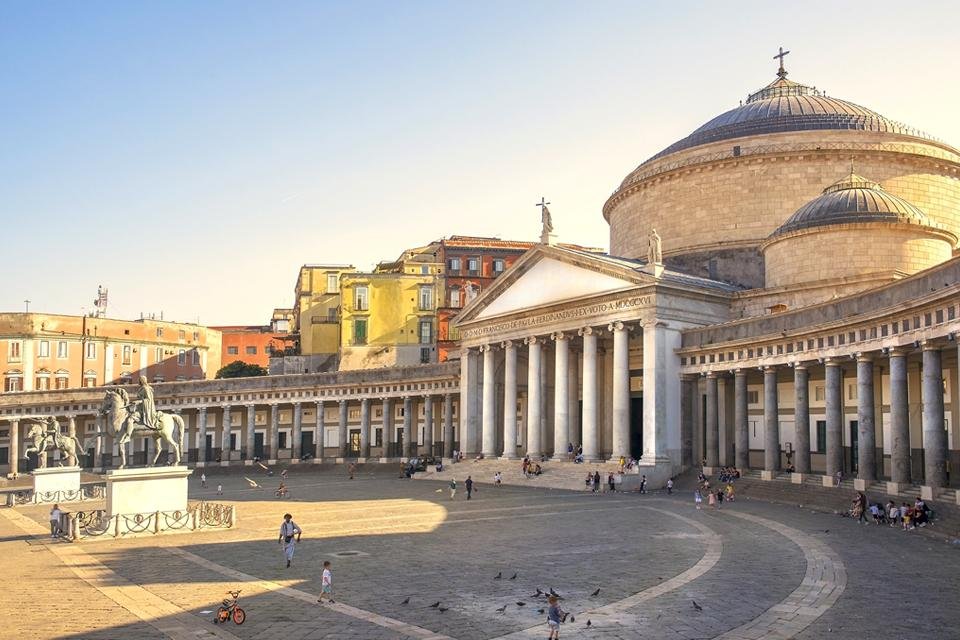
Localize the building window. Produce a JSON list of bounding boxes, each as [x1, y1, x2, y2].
[[35, 375, 50, 390], [178, 349, 186, 366], [467, 257, 480, 276], [156, 327, 163, 338], [419, 286, 433, 311], [155, 347, 163, 362], [57, 341, 68, 358], [122, 345, 132, 366], [814, 385, 825, 401], [447, 287, 460, 308], [278, 432, 288, 449], [493, 258, 505, 274], [82, 375, 96, 388], [847, 384, 857, 401], [420, 347, 431, 364], [354, 319, 368, 345], [55, 376, 68, 390], [4, 374, 23, 392], [419, 320, 433, 344], [465, 284, 480, 303], [448, 257, 461, 273], [38, 340, 50, 358], [327, 307, 337, 322], [227, 346, 239, 355], [193, 331, 200, 341], [85, 342, 96, 359], [815, 421, 827, 453], [229, 433, 238, 451], [8, 341, 22, 362], [246, 346, 257, 355], [327, 273, 339, 293], [354, 286, 369, 311], [420, 265, 429, 275], [747, 390, 759, 404], [192, 349, 200, 366], [178, 330, 185, 340]]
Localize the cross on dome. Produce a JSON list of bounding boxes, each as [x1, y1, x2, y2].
[[774, 46, 790, 79]]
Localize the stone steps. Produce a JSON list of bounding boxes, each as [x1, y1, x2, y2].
[[413, 458, 636, 492]]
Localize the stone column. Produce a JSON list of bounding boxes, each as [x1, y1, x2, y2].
[[539, 345, 548, 454], [641, 321, 676, 465], [245, 404, 256, 462], [856, 354, 877, 484], [403, 396, 413, 458], [337, 400, 348, 458], [315, 400, 325, 460], [681, 375, 697, 469], [552, 332, 570, 458], [502, 340, 518, 459], [459, 348, 478, 456], [8, 420, 19, 477], [825, 359, 843, 479], [222, 405, 232, 462], [443, 393, 454, 458], [270, 404, 280, 461], [292, 402, 303, 460], [423, 395, 434, 456], [526, 336, 542, 458], [609, 322, 630, 460], [579, 327, 599, 460], [381, 397, 393, 458], [734, 370, 748, 470], [198, 407, 208, 463], [922, 344, 947, 490], [793, 364, 811, 474], [481, 345, 497, 457], [705, 373, 719, 468], [888, 349, 910, 487], [568, 347, 579, 448], [358, 398, 370, 458], [763, 366, 780, 476]]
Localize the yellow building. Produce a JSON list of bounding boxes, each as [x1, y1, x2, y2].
[[339, 245, 443, 370], [287, 264, 356, 373]]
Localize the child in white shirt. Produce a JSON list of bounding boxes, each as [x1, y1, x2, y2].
[[318, 560, 334, 603]]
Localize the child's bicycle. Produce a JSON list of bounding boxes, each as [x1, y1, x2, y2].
[[214, 590, 246, 625]]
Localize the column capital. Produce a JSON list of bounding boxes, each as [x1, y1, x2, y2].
[[705, 371, 719, 379], [578, 326, 600, 338], [551, 331, 569, 341], [337, 399, 347, 406], [292, 400, 302, 407], [640, 318, 668, 329], [223, 404, 232, 411], [607, 321, 629, 333], [762, 365, 778, 373], [822, 357, 842, 367], [887, 346, 911, 357], [733, 368, 747, 378], [855, 352, 874, 363], [360, 397, 370, 405], [198, 406, 208, 415], [501, 339, 516, 349], [920, 339, 942, 352], [525, 335, 541, 346], [479, 344, 496, 353]]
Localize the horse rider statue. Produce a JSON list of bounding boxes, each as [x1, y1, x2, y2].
[[23, 416, 84, 468], [124, 377, 161, 438]]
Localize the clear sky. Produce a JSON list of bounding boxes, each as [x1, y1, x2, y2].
[[3, 1, 958, 325]]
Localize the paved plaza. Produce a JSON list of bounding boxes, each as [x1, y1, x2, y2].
[[2, 468, 959, 640]]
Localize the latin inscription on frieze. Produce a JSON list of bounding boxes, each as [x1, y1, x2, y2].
[[461, 295, 652, 339]]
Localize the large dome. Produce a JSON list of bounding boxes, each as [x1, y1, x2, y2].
[[771, 171, 933, 237], [642, 77, 938, 167]]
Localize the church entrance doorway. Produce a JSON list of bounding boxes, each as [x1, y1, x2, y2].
[[849, 420, 859, 474], [630, 396, 644, 460], [300, 431, 314, 459]]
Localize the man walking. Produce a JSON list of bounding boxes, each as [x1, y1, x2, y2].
[[639, 474, 647, 494], [278, 513, 302, 568], [200, 472, 207, 488], [465, 475, 474, 500], [49, 504, 62, 538], [449, 477, 457, 500]]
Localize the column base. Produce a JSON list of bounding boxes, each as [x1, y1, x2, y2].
[[244, 460, 253, 466], [638, 454, 671, 466], [219, 461, 230, 468], [356, 457, 367, 464], [702, 466, 716, 476], [821, 475, 838, 488], [885, 481, 905, 495], [920, 485, 937, 501], [853, 479, 868, 491], [195, 461, 206, 469], [291, 458, 300, 464], [498, 455, 520, 461], [335, 457, 346, 464], [760, 470, 776, 481], [791, 473, 806, 485], [267, 459, 278, 466], [312, 457, 324, 464]]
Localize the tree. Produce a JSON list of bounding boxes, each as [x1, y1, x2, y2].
[[216, 360, 268, 379]]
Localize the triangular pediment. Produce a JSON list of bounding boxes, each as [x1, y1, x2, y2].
[[457, 245, 649, 325]]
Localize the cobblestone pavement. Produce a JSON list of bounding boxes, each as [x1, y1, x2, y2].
[[4, 468, 960, 639]]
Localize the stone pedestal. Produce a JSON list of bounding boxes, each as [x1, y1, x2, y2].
[[312, 457, 324, 465], [853, 479, 868, 491], [791, 473, 805, 485], [105, 466, 191, 517], [701, 466, 716, 476], [821, 475, 836, 488], [920, 485, 936, 501], [31, 466, 82, 502], [760, 470, 776, 481], [886, 481, 905, 496]]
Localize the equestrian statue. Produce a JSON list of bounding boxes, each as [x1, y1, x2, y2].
[[22, 416, 85, 468], [97, 377, 186, 468]]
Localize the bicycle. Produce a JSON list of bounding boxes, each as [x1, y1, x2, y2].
[[214, 590, 246, 625]]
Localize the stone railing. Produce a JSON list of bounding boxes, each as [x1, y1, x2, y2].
[[4, 483, 105, 507], [61, 500, 236, 541]]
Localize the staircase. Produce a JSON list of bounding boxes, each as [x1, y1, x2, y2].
[[413, 458, 633, 492]]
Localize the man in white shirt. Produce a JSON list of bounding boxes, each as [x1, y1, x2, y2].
[[49, 504, 62, 538], [278, 513, 302, 568]]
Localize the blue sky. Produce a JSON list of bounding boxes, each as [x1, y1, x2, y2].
[[2, 1, 958, 324]]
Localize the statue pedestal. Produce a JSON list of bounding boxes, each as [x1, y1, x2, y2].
[[31, 466, 82, 502], [105, 466, 191, 518]]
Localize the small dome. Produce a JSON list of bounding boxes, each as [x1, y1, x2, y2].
[[771, 170, 934, 237], [639, 75, 938, 167]]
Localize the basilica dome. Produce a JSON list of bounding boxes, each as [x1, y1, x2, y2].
[[603, 57, 960, 291]]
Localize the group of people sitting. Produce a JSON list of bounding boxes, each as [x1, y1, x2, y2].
[[521, 455, 543, 477], [616, 455, 638, 472], [717, 467, 741, 482], [864, 497, 933, 529]]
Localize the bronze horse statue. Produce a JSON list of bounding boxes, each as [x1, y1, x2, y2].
[[99, 388, 186, 468]]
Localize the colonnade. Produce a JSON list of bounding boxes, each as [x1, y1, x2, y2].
[[694, 340, 956, 490]]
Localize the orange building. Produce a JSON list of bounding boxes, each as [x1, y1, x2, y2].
[[214, 325, 286, 370], [0, 313, 222, 393]]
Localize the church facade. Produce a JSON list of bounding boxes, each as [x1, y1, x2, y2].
[[454, 56, 960, 494]]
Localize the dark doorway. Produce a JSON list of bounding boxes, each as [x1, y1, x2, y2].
[[254, 432, 265, 459], [630, 396, 644, 459], [301, 431, 314, 459], [396, 427, 404, 457], [849, 420, 859, 474], [204, 434, 213, 462], [349, 429, 361, 456]]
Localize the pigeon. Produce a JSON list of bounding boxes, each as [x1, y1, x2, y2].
[[243, 477, 261, 489], [586, 620, 592, 627], [430, 602, 441, 608], [824, 529, 830, 534], [569, 615, 575, 622], [509, 573, 518, 580], [516, 601, 526, 607], [692, 600, 703, 612], [438, 607, 449, 613], [530, 588, 543, 597], [495, 605, 507, 614], [549, 588, 560, 597], [494, 571, 502, 580], [400, 597, 409, 605], [537, 608, 545, 614], [591, 588, 601, 596]]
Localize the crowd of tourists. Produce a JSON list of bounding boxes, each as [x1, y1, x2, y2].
[[850, 491, 934, 530]]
